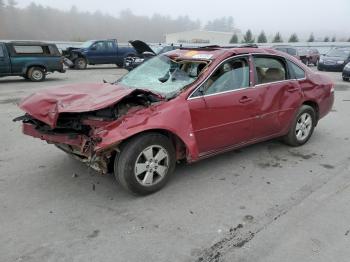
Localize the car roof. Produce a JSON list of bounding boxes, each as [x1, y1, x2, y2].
[[3, 41, 53, 46], [166, 46, 291, 61]]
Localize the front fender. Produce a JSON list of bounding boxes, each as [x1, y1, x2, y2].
[[93, 102, 199, 161]]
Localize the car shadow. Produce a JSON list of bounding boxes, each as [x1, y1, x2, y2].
[[44, 139, 288, 202], [67, 66, 124, 71], [0, 77, 66, 84]]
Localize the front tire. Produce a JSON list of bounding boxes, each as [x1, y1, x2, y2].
[[27, 67, 46, 82], [283, 105, 316, 146], [74, 57, 87, 69], [115, 133, 176, 195]]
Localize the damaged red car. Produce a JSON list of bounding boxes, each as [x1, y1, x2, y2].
[[14, 46, 334, 195]]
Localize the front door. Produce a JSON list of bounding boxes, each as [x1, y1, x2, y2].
[[188, 56, 259, 155], [87, 41, 106, 64]]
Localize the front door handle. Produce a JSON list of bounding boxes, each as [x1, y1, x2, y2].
[[239, 96, 253, 103]]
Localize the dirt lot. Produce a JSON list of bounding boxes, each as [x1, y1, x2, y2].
[[1, 66, 350, 262]]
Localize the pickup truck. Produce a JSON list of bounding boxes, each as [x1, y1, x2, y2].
[[64, 39, 137, 69], [0, 41, 65, 81]]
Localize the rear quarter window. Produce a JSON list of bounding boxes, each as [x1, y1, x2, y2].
[[13, 45, 51, 55]]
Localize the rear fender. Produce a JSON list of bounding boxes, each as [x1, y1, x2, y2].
[[22, 63, 47, 75]]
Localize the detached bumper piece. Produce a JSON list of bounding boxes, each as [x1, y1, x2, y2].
[[21, 123, 110, 174]]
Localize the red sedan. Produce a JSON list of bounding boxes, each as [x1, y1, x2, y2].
[[15, 46, 334, 195]]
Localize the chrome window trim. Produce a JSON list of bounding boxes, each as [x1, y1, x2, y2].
[[187, 54, 251, 100], [187, 52, 308, 100]]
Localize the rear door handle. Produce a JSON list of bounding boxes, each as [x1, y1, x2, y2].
[[239, 96, 253, 103], [287, 87, 300, 92]]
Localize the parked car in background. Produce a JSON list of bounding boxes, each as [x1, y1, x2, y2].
[[14, 46, 334, 195], [297, 48, 320, 66], [124, 40, 179, 70], [342, 62, 350, 81], [272, 45, 300, 60], [0, 41, 65, 81], [318, 47, 350, 72], [63, 39, 137, 69]]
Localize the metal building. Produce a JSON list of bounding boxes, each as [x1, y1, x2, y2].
[[165, 30, 242, 45]]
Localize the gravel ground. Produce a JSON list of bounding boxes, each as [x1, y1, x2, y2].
[[0, 65, 349, 262]]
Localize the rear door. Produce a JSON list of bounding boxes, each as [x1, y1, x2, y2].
[[103, 40, 118, 63], [252, 55, 302, 139], [0, 44, 11, 75]]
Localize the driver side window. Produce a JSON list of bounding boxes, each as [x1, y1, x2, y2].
[[92, 42, 104, 51], [203, 57, 250, 95]]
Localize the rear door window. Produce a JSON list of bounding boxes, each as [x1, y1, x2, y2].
[[254, 56, 287, 85], [288, 61, 305, 79], [105, 41, 114, 50]]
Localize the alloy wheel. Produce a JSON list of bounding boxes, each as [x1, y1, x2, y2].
[[295, 112, 312, 141], [134, 145, 169, 186]]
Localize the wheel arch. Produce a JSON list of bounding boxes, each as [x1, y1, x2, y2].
[[302, 100, 319, 124], [23, 64, 47, 76], [105, 128, 190, 173]]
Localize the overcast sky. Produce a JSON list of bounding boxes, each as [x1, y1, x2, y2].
[[15, 0, 350, 38]]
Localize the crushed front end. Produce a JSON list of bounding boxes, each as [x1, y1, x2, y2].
[[14, 85, 162, 174]]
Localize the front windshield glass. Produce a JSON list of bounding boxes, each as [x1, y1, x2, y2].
[[326, 49, 350, 58], [119, 55, 207, 98], [81, 41, 94, 48]]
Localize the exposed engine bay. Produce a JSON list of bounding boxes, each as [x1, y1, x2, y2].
[[14, 91, 161, 136]]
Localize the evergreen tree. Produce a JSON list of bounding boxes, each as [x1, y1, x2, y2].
[[308, 33, 315, 42], [288, 33, 299, 43], [243, 29, 254, 43], [229, 33, 238, 44], [331, 36, 336, 42], [257, 31, 267, 43], [272, 32, 283, 43], [324, 36, 330, 42]]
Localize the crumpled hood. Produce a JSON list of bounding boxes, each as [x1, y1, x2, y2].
[[19, 83, 157, 128]]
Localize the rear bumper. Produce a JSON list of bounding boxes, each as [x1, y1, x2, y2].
[[318, 63, 344, 72], [342, 69, 350, 79]]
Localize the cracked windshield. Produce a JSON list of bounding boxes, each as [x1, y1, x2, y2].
[[119, 55, 206, 98]]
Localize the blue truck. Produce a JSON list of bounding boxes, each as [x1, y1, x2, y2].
[[64, 39, 137, 69], [0, 41, 65, 81]]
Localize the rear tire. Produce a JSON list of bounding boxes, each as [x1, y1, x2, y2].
[[74, 57, 87, 69], [27, 67, 46, 82], [115, 133, 176, 195], [343, 77, 349, 82], [283, 105, 316, 147]]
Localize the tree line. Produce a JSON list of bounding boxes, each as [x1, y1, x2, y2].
[[0, 1, 349, 44], [231, 30, 350, 44], [0, 1, 201, 42]]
